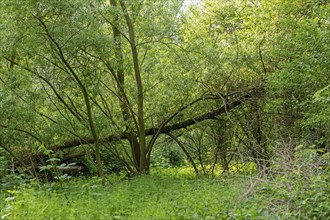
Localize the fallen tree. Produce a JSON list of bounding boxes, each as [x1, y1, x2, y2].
[[2, 87, 261, 176], [49, 89, 258, 152]]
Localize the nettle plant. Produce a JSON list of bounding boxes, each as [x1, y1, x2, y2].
[[38, 146, 81, 183], [40, 158, 79, 182]]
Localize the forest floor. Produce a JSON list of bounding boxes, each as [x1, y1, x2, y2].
[[1, 165, 329, 219], [0, 169, 253, 219]]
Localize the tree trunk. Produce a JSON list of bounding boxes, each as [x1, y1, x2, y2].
[[119, 0, 147, 173]]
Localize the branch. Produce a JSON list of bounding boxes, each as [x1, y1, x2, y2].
[[258, 36, 267, 75], [3, 56, 85, 123], [0, 124, 43, 144], [0, 142, 35, 176], [49, 91, 254, 152], [146, 93, 220, 152]]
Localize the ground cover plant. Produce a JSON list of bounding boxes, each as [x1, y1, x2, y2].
[[230, 146, 330, 220], [1, 151, 329, 219], [1, 170, 251, 219]]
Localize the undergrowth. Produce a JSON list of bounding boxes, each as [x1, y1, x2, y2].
[[231, 145, 330, 220], [1, 169, 250, 220], [2, 145, 328, 220]]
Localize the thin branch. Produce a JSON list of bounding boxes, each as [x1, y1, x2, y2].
[[0, 142, 35, 176], [259, 35, 267, 75], [99, 10, 131, 43], [3, 56, 85, 123], [0, 125, 43, 144]]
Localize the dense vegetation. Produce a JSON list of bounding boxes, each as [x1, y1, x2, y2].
[[0, 0, 329, 219], [1, 170, 250, 219]]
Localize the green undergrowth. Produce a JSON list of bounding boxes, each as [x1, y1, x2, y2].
[[1, 169, 251, 220], [231, 147, 330, 220], [2, 151, 328, 220]]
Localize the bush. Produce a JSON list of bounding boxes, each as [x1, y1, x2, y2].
[[1, 172, 31, 192], [0, 150, 7, 179], [151, 146, 185, 168], [100, 149, 125, 174], [233, 145, 330, 219]]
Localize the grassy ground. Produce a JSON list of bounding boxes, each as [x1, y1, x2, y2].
[[0, 169, 251, 220], [2, 148, 329, 219]]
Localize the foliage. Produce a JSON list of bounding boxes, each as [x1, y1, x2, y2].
[[304, 85, 330, 147], [100, 147, 125, 174], [151, 138, 185, 168], [1, 171, 250, 220], [40, 158, 78, 181], [1, 173, 31, 192], [232, 146, 330, 219], [266, 0, 330, 144], [0, 149, 7, 179], [0, 0, 329, 218]]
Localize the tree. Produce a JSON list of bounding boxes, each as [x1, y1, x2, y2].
[[266, 0, 330, 150], [1, 0, 258, 177], [5, 0, 319, 178]]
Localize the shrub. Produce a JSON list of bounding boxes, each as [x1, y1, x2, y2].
[[233, 145, 330, 219], [0, 150, 7, 179]]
